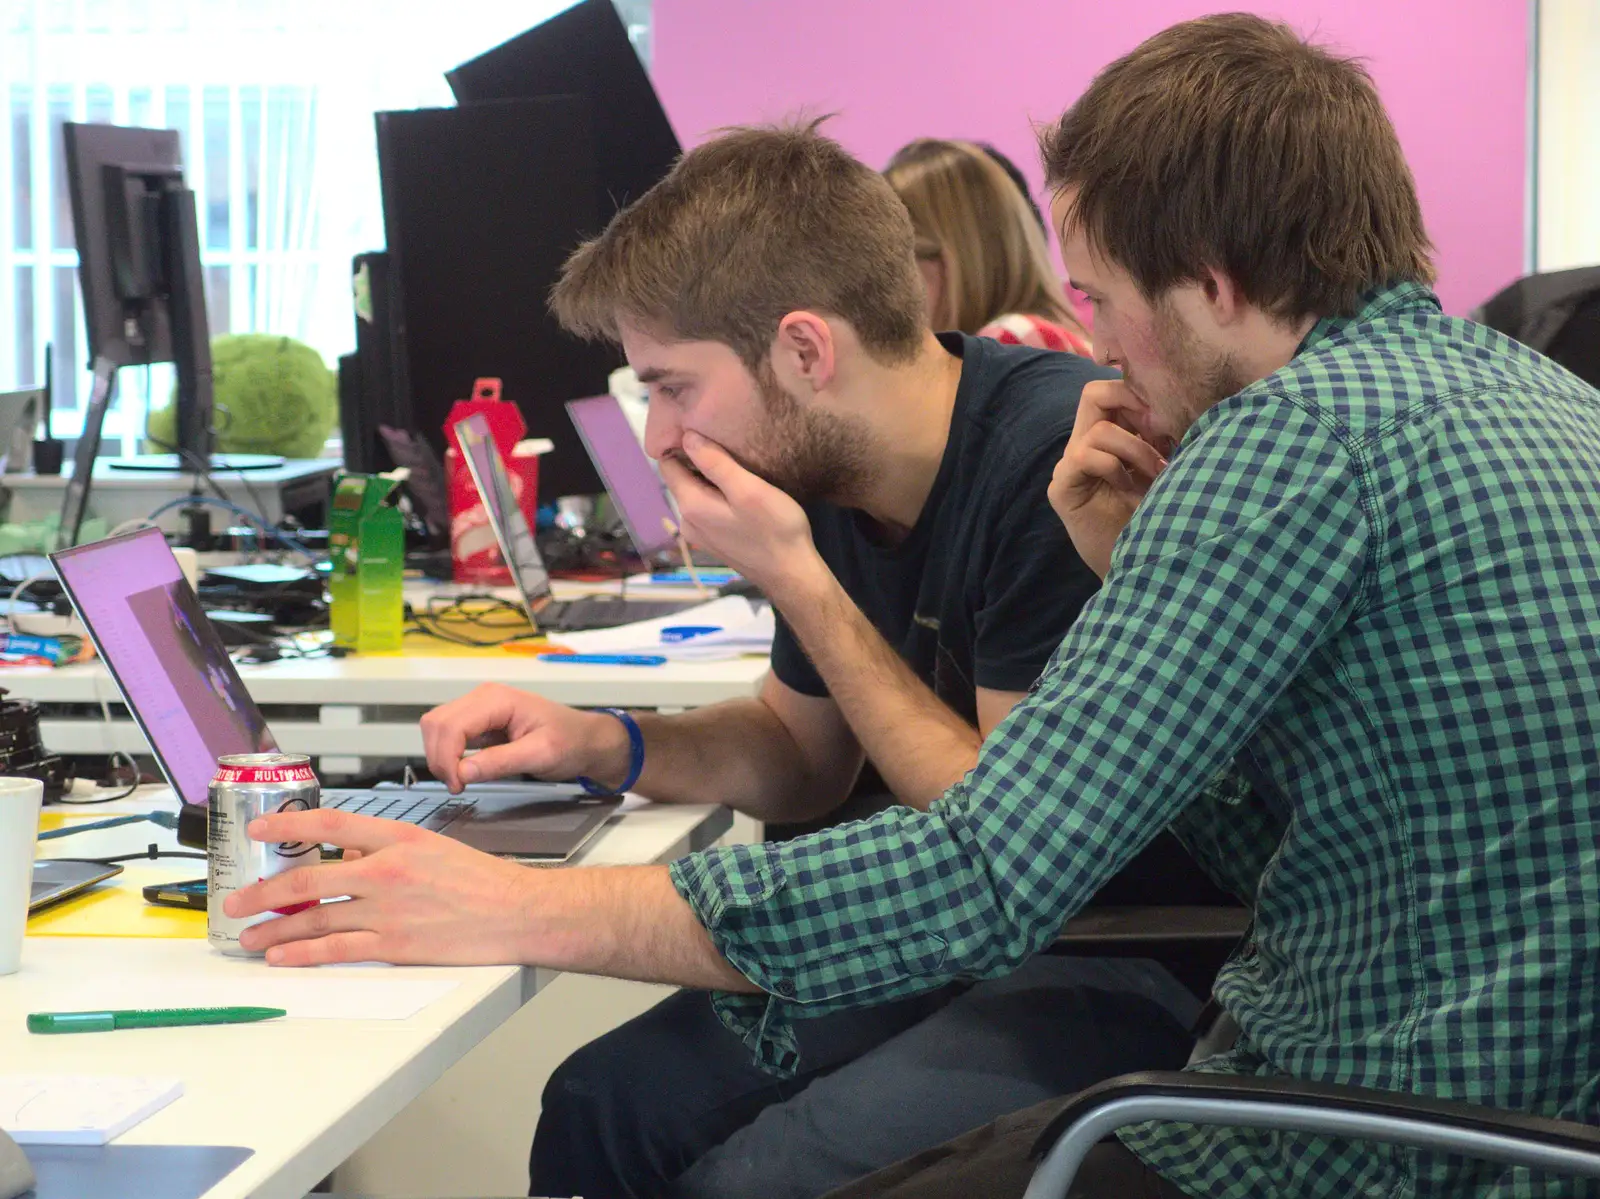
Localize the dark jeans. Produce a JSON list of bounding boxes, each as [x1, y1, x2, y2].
[[529, 956, 1198, 1199]]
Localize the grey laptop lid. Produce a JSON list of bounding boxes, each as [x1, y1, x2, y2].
[[454, 412, 552, 623]]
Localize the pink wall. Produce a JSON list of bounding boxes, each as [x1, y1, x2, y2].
[[651, 1, 1527, 316]]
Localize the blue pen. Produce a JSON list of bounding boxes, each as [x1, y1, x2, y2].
[[649, 570, 739, 586], [660, 625, 722, 643], [537, 653, 668, 666]]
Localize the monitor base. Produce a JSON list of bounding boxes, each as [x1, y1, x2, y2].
[[105, 453, 286, 473]]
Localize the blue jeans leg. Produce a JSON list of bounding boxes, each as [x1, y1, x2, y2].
[[673, 956, 1198, 1199], [528, 983, 962, 1199]]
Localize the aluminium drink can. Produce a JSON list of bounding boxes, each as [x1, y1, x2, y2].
[[207, 752, 322, 956]]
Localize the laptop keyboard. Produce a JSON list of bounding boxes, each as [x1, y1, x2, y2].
[[542, 596, 697, 631], [325, 792, 470, 826]]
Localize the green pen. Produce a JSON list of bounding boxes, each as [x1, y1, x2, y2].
[[26, 1006, 288, 1034]]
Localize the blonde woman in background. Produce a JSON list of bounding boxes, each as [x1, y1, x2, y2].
[[886, 138, 1093, 355]]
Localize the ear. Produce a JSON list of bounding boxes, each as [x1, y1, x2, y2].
[[771, 311, 837, 395], [1197, 266, 1250, 328]]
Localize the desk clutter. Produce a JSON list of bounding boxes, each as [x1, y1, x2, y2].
[[0, 6, 736, 1195], [27, 865, 204, 939]]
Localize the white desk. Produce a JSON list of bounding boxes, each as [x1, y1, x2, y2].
[[1, 459, 340, 533], [10, 788, 731, 1199], [4, 653, 770, 772]]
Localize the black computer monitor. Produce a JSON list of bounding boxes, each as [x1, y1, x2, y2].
[[339, 250, 412, 475], [446, 0, 682, 220], [62, 122, 280, 484], [375, 96, 611, 501]]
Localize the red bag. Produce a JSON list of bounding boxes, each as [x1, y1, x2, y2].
[[443, 378, 541, 585]]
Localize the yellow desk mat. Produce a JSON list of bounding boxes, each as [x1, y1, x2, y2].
[[38, 810, 116, 834], [28, 864, 207, 939]]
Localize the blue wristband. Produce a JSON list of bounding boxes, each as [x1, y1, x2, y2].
[[577, 708, 645, 796]]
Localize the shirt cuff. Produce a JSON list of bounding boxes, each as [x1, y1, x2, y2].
[[669, 844, 801, 1074], [668, 836, 953, 1076]]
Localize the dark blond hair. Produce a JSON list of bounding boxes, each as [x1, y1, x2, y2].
[[1041, 13, 1435, 321], [551, 120, 927, 372], [886, 138, 1087, 339]]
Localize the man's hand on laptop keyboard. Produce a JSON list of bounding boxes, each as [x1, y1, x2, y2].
[[420, 683, 632, 793]]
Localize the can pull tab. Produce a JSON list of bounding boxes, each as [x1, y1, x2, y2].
[[402, 764, 417, 789]]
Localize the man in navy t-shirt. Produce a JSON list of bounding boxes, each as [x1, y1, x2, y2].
[[416, 123, 1201, 1199]]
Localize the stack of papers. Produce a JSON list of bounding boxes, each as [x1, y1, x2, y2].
[[546, 597, 774, 662]]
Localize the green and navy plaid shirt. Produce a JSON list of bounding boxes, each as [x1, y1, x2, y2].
[[669, 283, 1600, 1198]]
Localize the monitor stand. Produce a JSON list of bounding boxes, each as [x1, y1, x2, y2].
[[105, 452, 285, 472]]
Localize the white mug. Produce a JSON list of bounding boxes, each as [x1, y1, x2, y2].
[[0, 776, 45, 976]]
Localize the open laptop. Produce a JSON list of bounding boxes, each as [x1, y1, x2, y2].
[[453, 412, 698, 632], [48, 527, 620, 861], [566, 394, 735, 577], [564, 394, 680, 564]]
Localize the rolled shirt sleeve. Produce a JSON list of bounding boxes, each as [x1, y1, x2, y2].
[[670, 395, 1371, 1073]]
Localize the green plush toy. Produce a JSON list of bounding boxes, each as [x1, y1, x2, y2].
[[148, 333, 336, 460]]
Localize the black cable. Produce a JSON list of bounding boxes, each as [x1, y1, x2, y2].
[[52, 751, 141, 805], [406, 593, 539, 647], [406, 617, 540, 648], [146, 414, 278, 553], [143, 366, 259, 539], [90, 844, 207, 866], [422, 594, 528, 625], [209, 402, 275, 531]]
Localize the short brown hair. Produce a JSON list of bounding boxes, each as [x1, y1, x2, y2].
[[551, 120, 926, 372], [885, 138, 1087, 340], [1041, 13, 1435, 321]]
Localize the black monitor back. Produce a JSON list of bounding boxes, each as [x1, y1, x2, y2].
[[375, 96, 609, 499], [63, 123, 183, 369], [340, 251, 411, 474], [446, 0, 680, 221]]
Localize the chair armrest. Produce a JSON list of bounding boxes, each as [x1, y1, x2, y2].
[[1052, 905, 1249, 953], [1023, 1071, 1600, 1199]]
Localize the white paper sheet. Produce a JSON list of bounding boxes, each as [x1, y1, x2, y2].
[[545, 596, 774, 661], [0, 1075, 184, 1144]]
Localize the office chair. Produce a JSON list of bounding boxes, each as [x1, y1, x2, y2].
[[1474, 265, 1600, 389], [1022, 1071, 1600, 1198], [1051, 903, 1250, 1002], [1047, 824, 1251, 1002]]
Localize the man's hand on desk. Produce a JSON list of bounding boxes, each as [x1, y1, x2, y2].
[[224, 808, 757, 993], [420, 684, 631, 793], [224, 810, 539, 966]]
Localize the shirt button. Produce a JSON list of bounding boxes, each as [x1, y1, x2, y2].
[[772, 979, 796, 999]]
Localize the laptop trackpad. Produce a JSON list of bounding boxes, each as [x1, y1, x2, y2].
[[446, 797, 620, 858]]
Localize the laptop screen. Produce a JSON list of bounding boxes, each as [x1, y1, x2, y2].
[[565, 395, 677, 560], [51, 527, 275, 806], [454, 413, 552, 611]]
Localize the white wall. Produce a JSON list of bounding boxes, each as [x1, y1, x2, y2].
[[1536, 0, 1600, 271]]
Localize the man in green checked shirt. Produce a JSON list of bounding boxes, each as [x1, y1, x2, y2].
[[230, 13, 1600, 1198]]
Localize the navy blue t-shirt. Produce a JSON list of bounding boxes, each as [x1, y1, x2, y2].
[[770, 332, 1115, 725]]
